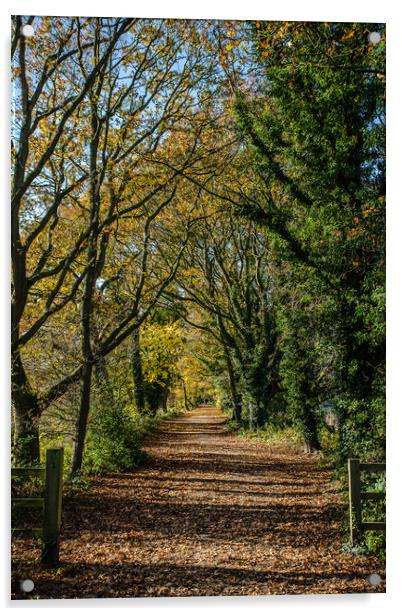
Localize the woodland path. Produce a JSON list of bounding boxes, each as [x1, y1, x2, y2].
[[12, 406, 385, 598]]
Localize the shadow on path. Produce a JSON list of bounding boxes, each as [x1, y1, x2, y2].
[[12, 405, 385, 598]]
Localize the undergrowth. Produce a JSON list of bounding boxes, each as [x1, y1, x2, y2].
[[228, 417, 305, 453], [34, 404, 183, 487]]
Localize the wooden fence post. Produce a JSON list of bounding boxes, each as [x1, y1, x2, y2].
[[348, 457, 362, 545], [42, 448, 64, 565]]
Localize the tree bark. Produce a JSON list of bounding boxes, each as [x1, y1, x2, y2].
[[300, 404, 321, 453], [223, 344, 242, 422], [244, 361, 270, 430], [71, 361, 93, 475], [11, 349, 41, 464], [247, 396, 268, 430], [95, 354, 115, 409], [70, 87, 101, 476], [182, 377, 190, 411], [131, 328, 145, 412], [162, 385, 169, 412]]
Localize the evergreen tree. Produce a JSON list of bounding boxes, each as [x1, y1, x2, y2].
[[233, 22, 385, 461]]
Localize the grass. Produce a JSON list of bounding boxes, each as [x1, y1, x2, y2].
[[228, 418, 306, 453]]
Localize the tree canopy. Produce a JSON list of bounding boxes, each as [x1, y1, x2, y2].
[[11, 17, 385, 474]]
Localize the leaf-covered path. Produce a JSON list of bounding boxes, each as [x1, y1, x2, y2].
[[12, 406, 385, 598]]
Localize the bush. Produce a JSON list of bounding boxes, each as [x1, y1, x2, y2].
[[83, 402, 147, 474], [83, 400, 181, 475]]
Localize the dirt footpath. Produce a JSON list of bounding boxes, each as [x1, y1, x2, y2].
[[12, 406, 385, 598]]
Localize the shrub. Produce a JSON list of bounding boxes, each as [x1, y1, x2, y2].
[[83, 402, 145, 474]]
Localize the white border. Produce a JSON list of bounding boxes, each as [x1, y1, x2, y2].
[[1, 1, 401, 614]]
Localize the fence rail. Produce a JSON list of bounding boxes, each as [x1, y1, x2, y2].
[[11, 448, 64, 565], [348, 457, 386, 545]]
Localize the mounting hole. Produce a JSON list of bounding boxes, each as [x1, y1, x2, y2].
[[368, 32, 381, 44], [20, 578, 35, 593], [21, 24, 35, 38], [367, 573, 382, 586]]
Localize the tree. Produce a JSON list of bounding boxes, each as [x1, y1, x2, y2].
[[230, 21, 385, 459], [140, 317, 185, 412], [170, 206, 279, 428], [11, 16, 135, 462], [11, 17, 386, 472], [11, 16, 221, 466]]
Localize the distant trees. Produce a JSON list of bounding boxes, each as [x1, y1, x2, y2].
[[132, 313, 184, 414], [170, 209, 279, 429]]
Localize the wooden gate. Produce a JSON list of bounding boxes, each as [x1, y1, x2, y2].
[[12, 448, 64, 565], [348, 457, 385, 545]]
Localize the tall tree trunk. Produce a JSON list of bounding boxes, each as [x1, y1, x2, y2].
[[95, 354, 115, 409], [301, 406, 321, 453], [182, 377, 190, 411], [162, 385, 169, 413], [131, 328, 145, 412], [71, 361, 93, 475], [244, 363, 269, 429], [223, 345, 242, 422], [248, 400, 256, 430], [257, 400, 268, 427], [11, 348, 41, 464], [70, 236, 97, 476], [216, 314, 242, 421], [247, 397, 267, 430], [71, 88, 102, 476], [71, 253, 97, 476]]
